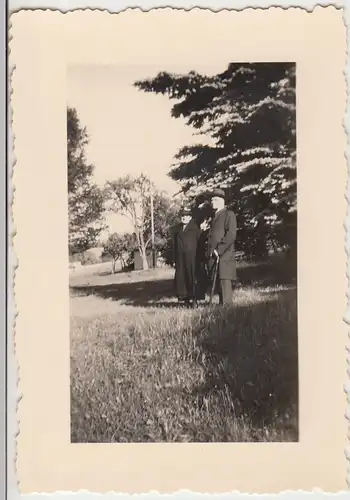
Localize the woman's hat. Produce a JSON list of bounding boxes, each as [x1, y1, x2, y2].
[[179, 207, 192, 217]]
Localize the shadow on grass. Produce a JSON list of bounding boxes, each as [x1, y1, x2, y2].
[[70, 256, 297, 308], [71, 277, 176, 307], [191, 288, 298, 441], [70, 286, 298, 443], [237, 254, 297, 287]]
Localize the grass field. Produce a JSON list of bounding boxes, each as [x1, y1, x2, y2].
[[70, 255, 298, 443]]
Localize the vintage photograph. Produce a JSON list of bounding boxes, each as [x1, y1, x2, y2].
[[11, 5, 346, 492], [68, 61, 298, 443]]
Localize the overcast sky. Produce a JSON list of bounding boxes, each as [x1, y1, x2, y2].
[[67, 64, 202, 235]]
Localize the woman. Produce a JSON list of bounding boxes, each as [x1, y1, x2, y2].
[[172, 208, 201, 308]]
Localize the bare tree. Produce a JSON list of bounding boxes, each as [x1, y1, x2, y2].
[[105, 174, 154, 270]]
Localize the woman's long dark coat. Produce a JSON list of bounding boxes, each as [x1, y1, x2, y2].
[[172, 219, 202, 300], [195, 229, 209, 300]]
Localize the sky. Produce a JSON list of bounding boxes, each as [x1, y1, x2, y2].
[[67, 64, 203, 236]]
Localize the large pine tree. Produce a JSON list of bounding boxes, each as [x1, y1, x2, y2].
[[134, 62, 296, 258]]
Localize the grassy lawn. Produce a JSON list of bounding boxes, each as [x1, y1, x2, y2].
[[70, 256, 298, 443]]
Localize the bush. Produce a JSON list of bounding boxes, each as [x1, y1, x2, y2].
[[69, 253, 83, 263], [80, 250, 101, 266]]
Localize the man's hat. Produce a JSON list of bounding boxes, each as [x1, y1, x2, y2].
[[206, 188, 226, 200]]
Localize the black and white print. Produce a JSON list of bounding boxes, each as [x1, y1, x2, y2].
[[68, 62, 298, 443]]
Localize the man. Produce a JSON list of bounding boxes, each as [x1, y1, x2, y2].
[[172, 207, 201, 308], [207, 188, 237, 305]]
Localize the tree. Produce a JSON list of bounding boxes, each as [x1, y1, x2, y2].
[[102, 232, 136, 273], [143, 190, 181, 263], [67, 107, 106, 255], [105, 174, 154, 270], [134, 63, 296, 258], [105, 174, 181, 269]]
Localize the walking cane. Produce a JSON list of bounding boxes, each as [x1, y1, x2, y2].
[[209, 254, 219, 305]]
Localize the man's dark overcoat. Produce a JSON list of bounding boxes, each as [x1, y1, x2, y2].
[[172, 219, 201, 300], [207, 207, 237, 280]]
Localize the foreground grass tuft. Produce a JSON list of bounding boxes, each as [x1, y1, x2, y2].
[[70, 271, 298, 442]]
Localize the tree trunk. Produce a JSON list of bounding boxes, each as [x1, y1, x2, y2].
[[141, 249, 149, 270], [139, 229, 149, 270], [112, 258, 116, 274]]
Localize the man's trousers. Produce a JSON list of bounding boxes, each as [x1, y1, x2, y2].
[[218, 279, 233, 305]]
